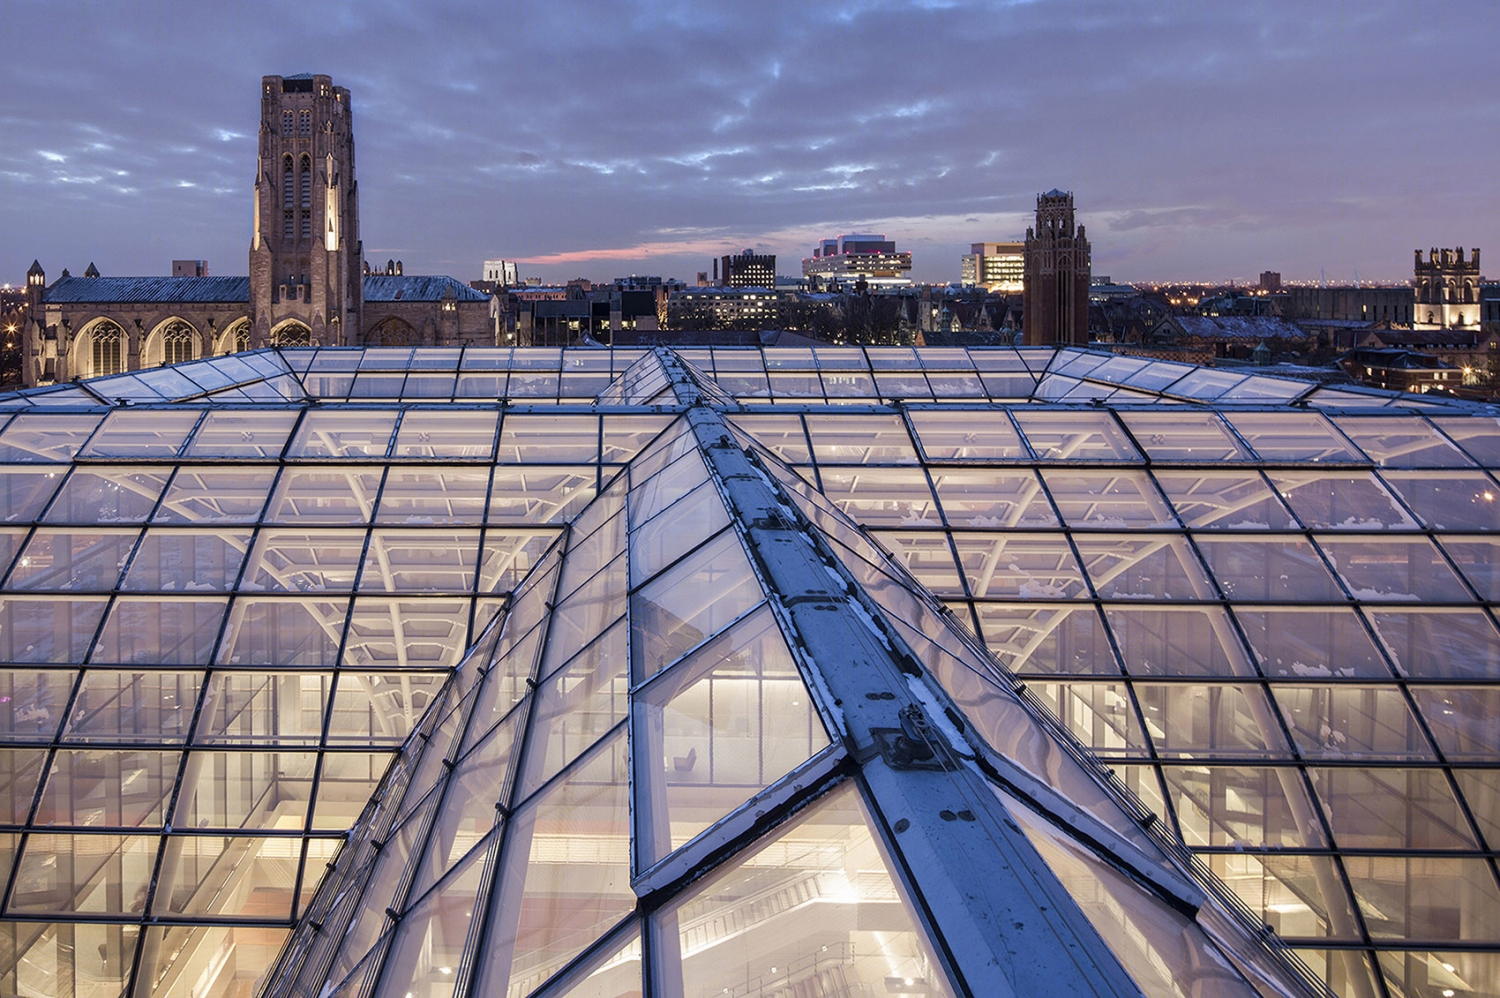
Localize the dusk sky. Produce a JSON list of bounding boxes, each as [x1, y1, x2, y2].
[[4, 1, 1496, 288]]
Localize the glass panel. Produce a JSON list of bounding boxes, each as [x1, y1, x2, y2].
[[343, 597, 470, 668], [951, 533, 1086, 598], [90, 597, 227, 665], [1118, 411, 1253, 461], [1377, 950, 1500, 998], [0, 669, 80, 741], [153, 466, 277, 522], [489, 467, 596, 524], [970, 603, 1120, 675], [4, 921, 139, 998], [654, 782, 956, 998], [631, 531, 764, 677], [0, 465, 66, 522], [816, 467, 939, 526], [9, 833, 157, 915], [1381, 470, 1500, 530], [476, 733, 632, 998], [183, 409, 299, 457], [62, 670, 203, 743], [173, 750, 319, 829], [80, 409, 199, 457], [1030, 681, 1149, 756], [635, 605, 828, 866], [288, 409, 398, 457], [805, 414, 916, 464], [8, 529, 137, 590], [267, 467, 384, 523], [358, 530, 481, 592], [1225, 411, 1362, 462], [392, 409, 498, 458], [600, 415, 674, 463], [1209, 853, 1364, 941], [872, 531, 963, 593], [1073, 534, 1215, 599], [1195, 536, 1342, 600], [1133, 683, 1283, 757], [1333, 415, 1473, 468], [0, 413, 102, 461], [518, 618, 628, 799], [122, 528, 250, 591], [370, 842, 487, 998], [1410, 687, 1500, 760], [907, 408, 1026, 460], [1042, 469, 1176, 528], [1343, 856, 1500, 941], [1237, 608, 1392, 678], [1310, 767, 1476, 849], [376, 465, 492, 524], [498, 414, 599, 462], [627, 448, 712, 528], [0, 597, 108, 663], [1159, 765, 1323, 848], [195, 671, 329, 745], [1267, 470, 1417, 530], [528, 923, 641, 998], [1271, 685, 1433, 760], [1154, 470, 1295, 529], [1367, 610, 1500, 681], [479, 529, 559, 593], [1014, 410, 1140, 460], [155, 834, 302, 917], [327, 671, 449, 744], [43, 468, 169, 523], [217, 598, 345, 666], [1316, 535, 1471, 600], [1106, 606, 1255, 676], [629, 482, 730, 588], [928, 468, 1056, 526], [37, 749, 177, 827], [241, 528, 364, 591]]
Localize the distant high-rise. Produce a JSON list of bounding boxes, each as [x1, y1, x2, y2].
[[249, 73, 363, 347], [719, 249, 776, 288], [1022, 190, 1091, 346], [961, 241, 1024, 292], [802, 234, 912, 289]]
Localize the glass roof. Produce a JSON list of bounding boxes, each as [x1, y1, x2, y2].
[[1, 345, 1498, 998]]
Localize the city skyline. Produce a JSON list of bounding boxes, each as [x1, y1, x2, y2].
[[3, 1, 1496, 287]]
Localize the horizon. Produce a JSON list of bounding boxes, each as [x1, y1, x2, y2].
[[4, 2, 1495, 289]]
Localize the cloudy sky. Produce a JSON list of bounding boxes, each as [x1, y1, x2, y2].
[[3, 1, 1496, 287]]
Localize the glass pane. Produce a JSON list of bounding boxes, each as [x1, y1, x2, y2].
[[928, 468, 1056, 526], [1014, 410, 1139, 460], [908, 409, 1026, 460], [1333, 415, 1473, 468], [217, 598, 346, 666], [1236, 608, 1392, 678], [90, 597, 227, 665], [1380, 470, 1500, 530], [1159, 765, 1324, 848], [1225, 412, 1361, 462], [1073, 534, 1214, 599], [631, 531, 764, 677], [80, 410, 199, 458], [476, 733, 632, 998], [370, 843, 487, 998], [1343, 856, 1500, 941], [1267, 471, 1417, 530], [873, 531, 963, 593], [629, 482, 730, 588], [498, 414, 599, 462], [343, 597, 470, 668], [37, 749, 178, 827], [518, 619, 628, 800], [0, 413, 102, 462], [155, 834, 301, 917], [376, 465, 492, 524], [358, 530, 481, 592], [266, 467, 384, 523], [489, 467, 596, 524], [173, 750, 319, 829], [10, 833, 157, 915], [288, 409, 398, 457], [951, 533, 1086, 598], [44, 468, 169, 523], [1042, 469, 1175, 529], [62, 671, 203, 743], [1154, 470, 1295, 529], [195, 672, 329, 745], [1410, 687, 1500, 760], [0, 466, 66, 522], [1310, 767, 1476, 849], [183, 409, 299, 457], [654, 782, 955, 998], [816, 467, 939, 526], [0, 597, 108, 663], [970, 603, 1120, 675], [122, 529, 250, 591], [1133, 683, 1284, 757], [1272, 685, 1433, 760], [154, 466, 277, 522], [393, 409, 498, 458], [1316, 535, 1471, 600], [1118, 411, 1252, 461], [8, 529, 137, 590], [805, 414, 917, 464], [635, 605, 828, 866], [1106, 606, 1255, 677], [1195, 536, 1341, 600]]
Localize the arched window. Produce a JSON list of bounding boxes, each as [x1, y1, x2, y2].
[[283, 156, 294, 209], [273, 322, 312, 347], [91, 321, 124, 376], [160, 321, 196, 366], [298, 109, 311, 136], [300, 156, 312, 208], [281, 110, 294, 136]]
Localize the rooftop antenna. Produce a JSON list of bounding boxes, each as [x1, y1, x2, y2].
[[1354, 268, 1360, 288], [1320, 268, 1326, 289]]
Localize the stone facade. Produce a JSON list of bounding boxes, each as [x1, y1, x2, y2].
[[1414, 247, 1482, 329], [20, 74, 494, 386], [1022, 190, 1091, 346]]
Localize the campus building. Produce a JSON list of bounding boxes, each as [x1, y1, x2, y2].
[[0, 345, 1497, 998]]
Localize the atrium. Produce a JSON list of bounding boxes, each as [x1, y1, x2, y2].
[[0, 345, 1495, 998]]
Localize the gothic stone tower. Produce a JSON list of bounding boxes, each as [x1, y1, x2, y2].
[[1023, 189, 1091, 346], [249, 74, 362, 347], [1414, 247, 1482, 330]]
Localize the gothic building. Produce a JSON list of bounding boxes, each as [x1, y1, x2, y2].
[[1022, 190, 1091, 346], [20, 74, 493, 386], [1414, 246, 1482, 329]]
